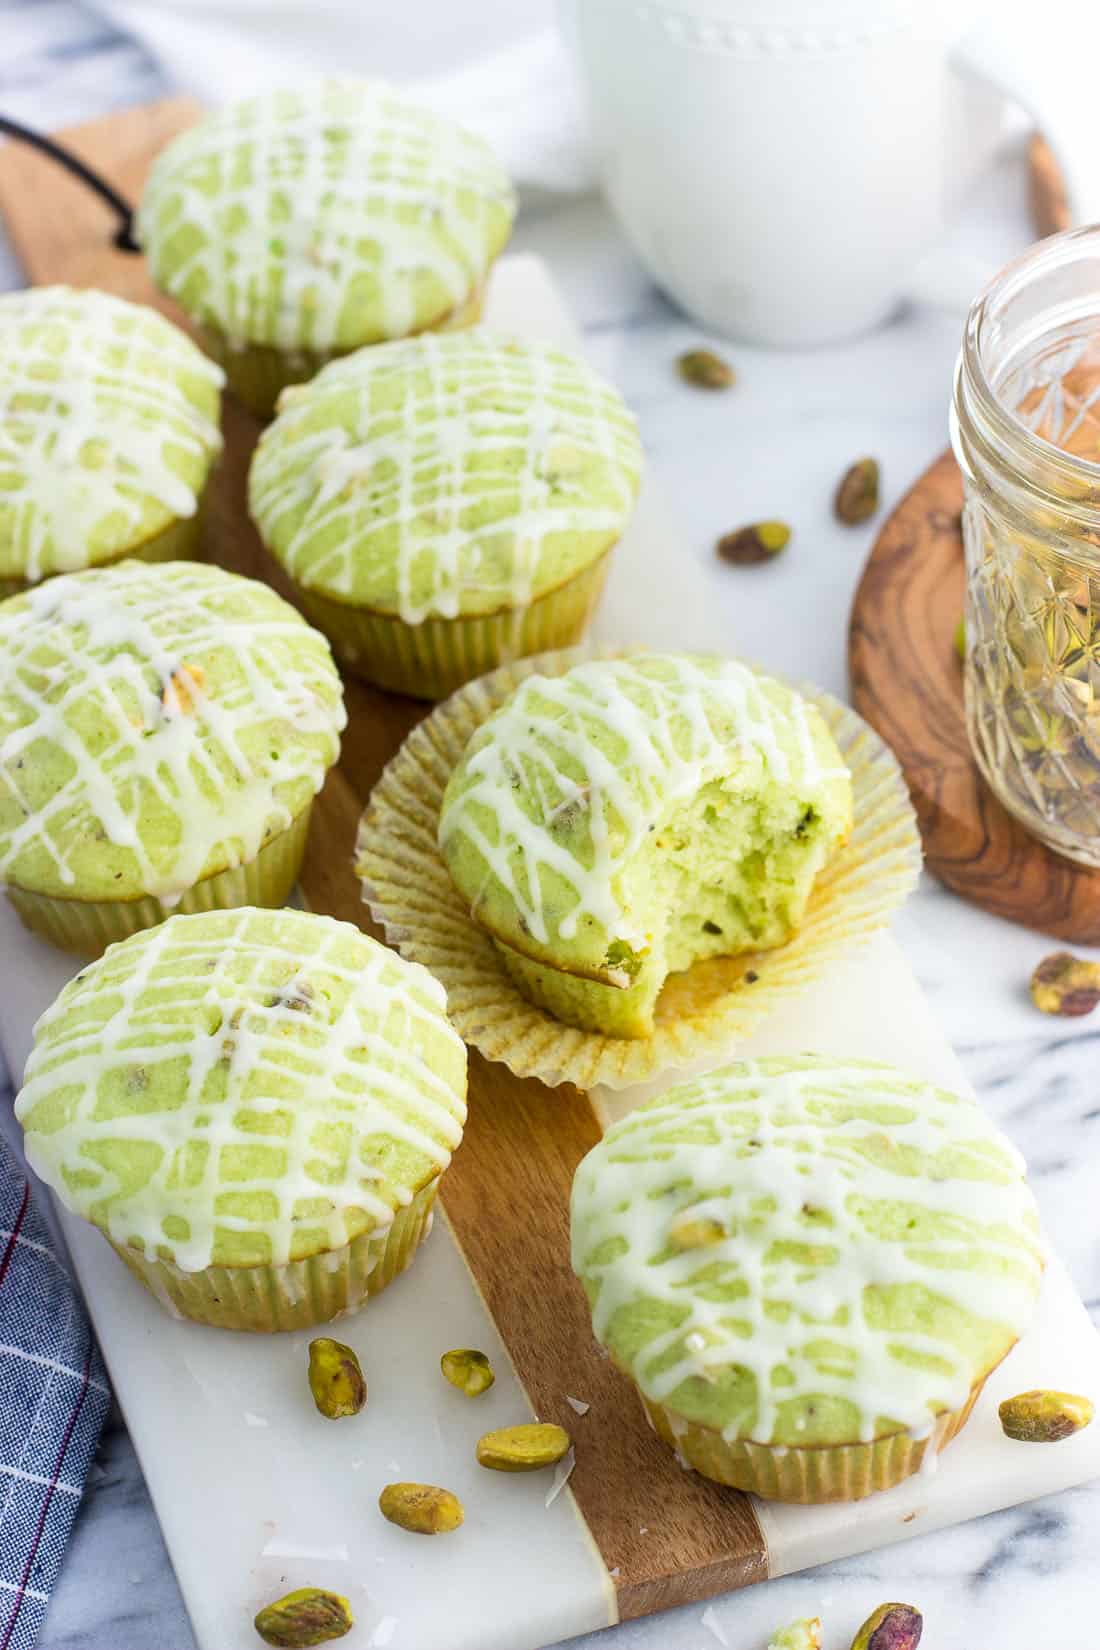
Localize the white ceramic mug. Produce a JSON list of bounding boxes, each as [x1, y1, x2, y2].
[[564, 0, 1096, 346]]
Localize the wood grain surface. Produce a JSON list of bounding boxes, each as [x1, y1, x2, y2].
[[1029, 133, 1070, 239], [849, 450, 1100, 942], [0, 100, 769, 1619]]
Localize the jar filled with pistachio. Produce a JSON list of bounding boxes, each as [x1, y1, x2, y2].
[[952, 226, 1100, 866]]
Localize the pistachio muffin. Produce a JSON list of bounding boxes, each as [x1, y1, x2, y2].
[[139, 80, 516, 418], [249, 331, 643, 696], [572, 1056, 1045, 1501], [0, 560, 345, 955], [17, 907, 467, 1330], [0, 287, 223, 593], [438, 653, 852, 1037]]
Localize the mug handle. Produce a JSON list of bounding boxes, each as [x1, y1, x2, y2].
[[904, 0, 1089, 316], [952, 0, 1099, 227]]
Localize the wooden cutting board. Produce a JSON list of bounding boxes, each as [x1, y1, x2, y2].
[[0, 96, 768, 1623]]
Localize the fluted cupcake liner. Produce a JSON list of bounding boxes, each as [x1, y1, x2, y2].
[[6, 800, 313, 959], [108, 1177, 439, 1332], [356, 646, 923, 1092], [295, 551, 612, 700], [0, 480, 210, 600], [640, 1381, 984, 1503], [206, 282, 488, 421]]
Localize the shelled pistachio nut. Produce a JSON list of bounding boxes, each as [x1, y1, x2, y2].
[[476, 1422, 571, 1472], [767, 1618, 823, 1650], [378, 1481, 465, 1533], [834, 457, 880, 525], [998, 1389, 1095, 1443], [717, 521, 791, 566], [1029, 952, 1100, 1017], [849, 1603, 922, 1650], [677, 348, 735, 390], [253, 1587, 353, 1647], [307, 1337, 366, 1419], [441, 1348, 495, 1397]]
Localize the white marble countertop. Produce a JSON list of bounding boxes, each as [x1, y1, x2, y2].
[[4, 6, 1100, 1649]]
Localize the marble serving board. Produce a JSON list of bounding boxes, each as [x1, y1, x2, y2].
[[1, 99, 1100, 1650]]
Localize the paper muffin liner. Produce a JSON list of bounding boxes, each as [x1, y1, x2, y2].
[[108, 1177, 439, 1333], [640, 1382, 983, 1504], [0, 479, 210, 600], [294, 552, 612, 700], [204, 281, 488, 421], [6, 799, 313, 959], [356, 646, 923, 1091]]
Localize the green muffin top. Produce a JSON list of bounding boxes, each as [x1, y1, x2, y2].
[[0, 560, 345, 902], [0, 287, 223, 585], [571, 1056, 1044, 1448], [17, 907, 467, 1270], [438, 653, 852, 983], [248, 330, 643, 620], [138, 80, 516, 355]]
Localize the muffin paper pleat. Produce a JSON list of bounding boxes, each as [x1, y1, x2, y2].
[[297, 551, 612, 699], [6, 800, 313, 958], [0, 480, 209, 599], [356, 646, 923, 1091], [108, 1178, 439, 1333], [642, 1383, 983, 1503], [206, 282, 487, 421]]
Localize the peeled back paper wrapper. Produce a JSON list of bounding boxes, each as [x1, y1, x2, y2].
[[355, 647, 922, 1091]]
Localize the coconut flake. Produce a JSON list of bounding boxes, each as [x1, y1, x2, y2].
[[545, 1446, 576, 1507], [565, 1395, 590, 1416], [260, 1535, 350, 1562], [243, 1411, 269, 1428], [702, 1604, 730, 1646]]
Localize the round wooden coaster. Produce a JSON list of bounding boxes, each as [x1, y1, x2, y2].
[[848, 448, 1100, 943]]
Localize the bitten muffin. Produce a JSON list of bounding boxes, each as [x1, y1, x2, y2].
[[0, 560, 345, 955], [17, 907, 467, 1331], [571, 1056, 1045, 1501], [139, 80, 517, 418], [438, 653, 852, 1037], [0, 286, 223, 593], [249, 331, 643, 697]]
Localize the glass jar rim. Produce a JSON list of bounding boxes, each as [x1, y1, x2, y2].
[[962, 224, 1100, 504]]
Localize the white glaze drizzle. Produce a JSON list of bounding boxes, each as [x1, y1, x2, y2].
[[571, 1058, 1044, 1445], [138, 80, 516, 353], [249, 331, 642, 621], [16, 908, 466, 1271], [0, 287, 223, 582], [0, 560, 345, 898], [439, 654, 849, 946]]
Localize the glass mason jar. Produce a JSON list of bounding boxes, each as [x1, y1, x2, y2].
[[952, 226, 1100, 867]]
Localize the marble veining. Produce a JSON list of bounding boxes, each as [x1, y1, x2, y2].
[[3, 7, 1100, 1650]]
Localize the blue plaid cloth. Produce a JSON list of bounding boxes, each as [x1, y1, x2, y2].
[[0, 1134, 110, 1650]]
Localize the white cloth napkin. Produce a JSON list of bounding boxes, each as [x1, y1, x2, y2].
[[87, 2, 596, 196]]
